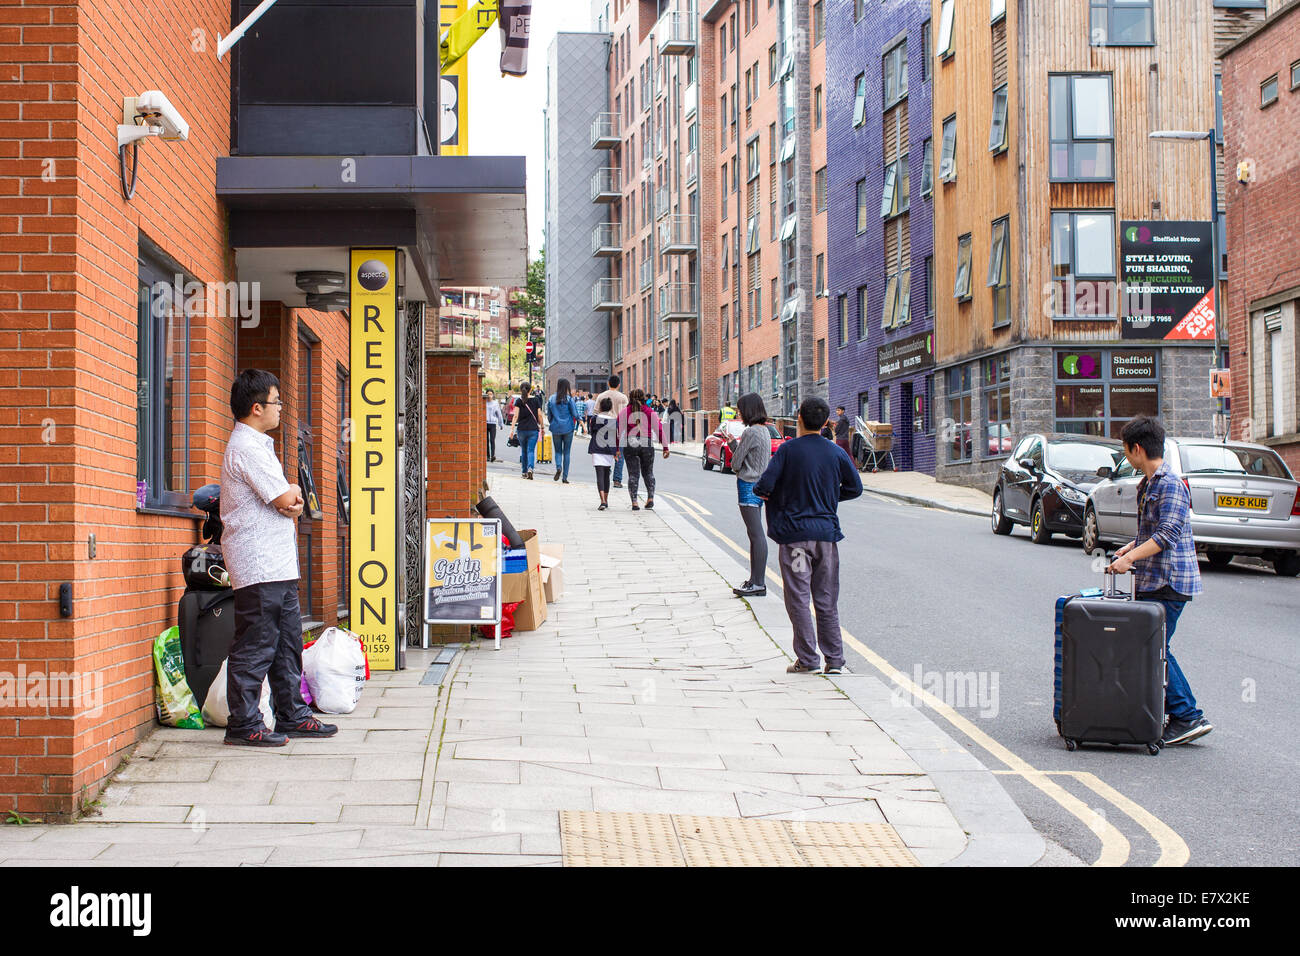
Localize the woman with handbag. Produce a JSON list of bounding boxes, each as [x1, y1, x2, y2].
[[615, 388, 670, 510], [509, 381, 546, 479], [546, 377, 581, 484]]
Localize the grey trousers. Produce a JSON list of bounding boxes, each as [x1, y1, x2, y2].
[[778, 541, 844, 669]]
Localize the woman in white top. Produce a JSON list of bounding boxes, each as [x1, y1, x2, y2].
[[587, 396, 618, 511]]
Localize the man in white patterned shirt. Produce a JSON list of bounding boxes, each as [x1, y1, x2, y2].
[[220, 370, 337, 747]]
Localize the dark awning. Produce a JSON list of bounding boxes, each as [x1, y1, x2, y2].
[[216, 155, 527, 306]]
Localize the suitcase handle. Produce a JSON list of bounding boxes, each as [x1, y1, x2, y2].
[[1103, 568, 1137, 600]]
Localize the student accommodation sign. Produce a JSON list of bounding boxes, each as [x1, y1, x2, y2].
[[1120, 221, 1216, 341], [425, 519, 502, 624], [350, 249, 398, 670]]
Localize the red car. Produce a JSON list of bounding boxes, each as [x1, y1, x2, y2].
[[702, 421, 788, 472]]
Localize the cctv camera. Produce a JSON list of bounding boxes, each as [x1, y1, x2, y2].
[[133, 91, 189, 141]]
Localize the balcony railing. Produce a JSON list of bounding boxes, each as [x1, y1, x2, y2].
[[655, 184, 672, 220], [658, 282, 697, 322], [592, 277, 622, 311], [656, 9, 696, 55], [639, 257, 653, 291], [658, 214, 697, 256], [591, 222, 621, 257], [590, 167, 621, 202], [590, 112, 620, 149]]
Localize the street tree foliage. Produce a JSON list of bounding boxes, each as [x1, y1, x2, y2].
[[511, 249, 546, 337]]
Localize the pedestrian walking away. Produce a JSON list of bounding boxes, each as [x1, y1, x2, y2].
[[510, 380, 546, 479], [547, 377, 581, 483], [588, 397, 618, 511], [754, 397, 863, 675], [1106, 415, 1213, 747], [219, 369, 337, 747], [617, 387, 670, 510], [731, 393, 773, 598], [596, 374, 630, 488], [833, 406, 852, 460], [484, 388, 504, 462], [666, 399, 682, 444]]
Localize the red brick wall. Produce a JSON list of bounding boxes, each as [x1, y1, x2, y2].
[[1222, 4, 1300, 474], [426, 350, 483, 517]]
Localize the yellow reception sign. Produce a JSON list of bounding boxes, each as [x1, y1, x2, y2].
[[350, 249, 399, 670], [439, 0, 471, 155]]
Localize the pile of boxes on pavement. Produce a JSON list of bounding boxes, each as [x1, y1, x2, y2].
[[500, 528, 564, 633]]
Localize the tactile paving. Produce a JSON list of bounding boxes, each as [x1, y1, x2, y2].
[[559, 810, 920, 867]]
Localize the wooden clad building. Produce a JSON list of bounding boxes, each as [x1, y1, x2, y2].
[[928, 0, 1277, 491]]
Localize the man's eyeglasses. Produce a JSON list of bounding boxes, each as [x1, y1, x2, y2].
[[260, 400, 283, 407]]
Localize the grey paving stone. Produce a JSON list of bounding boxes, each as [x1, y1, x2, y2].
[[438, 853, 561, 867], [211, 757, 355, 782], [185, 804, 344, 824], [441, 807, 561, 835], [352, 755, 428, 780], [434, 757, 522, 784], [590, 788, 740, 816], [339, 805, 419, 826], [111, 759, 217, 783], [444, 782, 594, 812], [119, 781, 277, 807], [519, 762, 662, 790]]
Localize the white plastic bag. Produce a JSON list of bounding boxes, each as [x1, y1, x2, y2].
[[302, 627, 366, 714], [201, 659, 275, 729]]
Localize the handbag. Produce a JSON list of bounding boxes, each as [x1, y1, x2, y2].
[[507, 433, 519, 447]]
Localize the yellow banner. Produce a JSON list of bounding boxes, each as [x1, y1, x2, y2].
[[438, 0, 485, 155], [349, 249, 399, 671], [440, 0, 498, 71]]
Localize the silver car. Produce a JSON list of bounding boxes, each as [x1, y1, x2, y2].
[[1081, 438, 1300, 577]]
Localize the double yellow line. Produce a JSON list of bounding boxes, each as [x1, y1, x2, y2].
[[657, 490, 1189, 867]]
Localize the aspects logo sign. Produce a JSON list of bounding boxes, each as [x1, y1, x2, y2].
[[356, 259, 390, 292], [1124, 225, 1152, 245]]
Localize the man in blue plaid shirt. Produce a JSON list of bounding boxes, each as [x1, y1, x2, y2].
[[1108, 415, 1212, 747]]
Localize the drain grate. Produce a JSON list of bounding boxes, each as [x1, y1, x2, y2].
[[559, 810, 919, 867], [419, 663, 449, 686]]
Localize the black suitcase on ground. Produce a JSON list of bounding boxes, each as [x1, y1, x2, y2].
[[1058, 571, 1166, 756], [178, 589, 236, 710]]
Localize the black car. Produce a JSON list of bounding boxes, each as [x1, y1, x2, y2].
[[991, 434, 1123, 544]]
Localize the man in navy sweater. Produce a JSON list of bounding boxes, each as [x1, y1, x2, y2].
[[755, 398, 863, 675]]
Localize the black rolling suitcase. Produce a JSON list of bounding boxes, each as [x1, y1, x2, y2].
[[178, 589, 236, 710], [1058, 570, 1166, 756]]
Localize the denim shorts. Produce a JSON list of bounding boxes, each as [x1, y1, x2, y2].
[[737, 479, 762, 508]]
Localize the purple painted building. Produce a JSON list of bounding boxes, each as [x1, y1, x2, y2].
[[826, 0, 935, 474]]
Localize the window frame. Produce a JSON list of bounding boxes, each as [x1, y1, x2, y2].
[[813, 0, 824, 45], [988, 216, 1011, 329], [883, 39, 908, 109], [1050, 209, 1118, 320], [945, 364, 975, 463], [990, 0, 1006, 22], [1261, 74, 1279, 108], [857, 285, 869, 340], [136, 238, 194, 514], [940, 115, 957, 182], [937, 0, 956, 58], [921, 138, 933, 196], [1089, 0, 1154, 48], [856, 178, 869, 234], [954, 233, 973, 301], [853, 73, 868, 127], [815, 165, 827, 212], [1049, 73, 1115, 183], [837, 293, 849, 347], [989, 84, 1009, 153]]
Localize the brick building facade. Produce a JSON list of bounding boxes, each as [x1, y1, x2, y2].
[[1222, 0, 1300, 474]]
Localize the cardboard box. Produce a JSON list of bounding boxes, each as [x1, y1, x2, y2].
[[501, 570, 529, 604], [513, 566, 547, 631], [541, 564, 565, 603]]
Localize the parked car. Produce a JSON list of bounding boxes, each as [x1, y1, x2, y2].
[[1082, 438, 1300, 576], [702, 421, 787, 472], [991, 434, 1124, 543]]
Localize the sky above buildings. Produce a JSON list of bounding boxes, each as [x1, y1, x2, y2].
[[468, 3, 597, 261]]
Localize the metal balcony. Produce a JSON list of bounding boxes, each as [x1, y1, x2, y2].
[[592, 277, 622, 311], [656, 10, 696, 55], [658, 282, 697, 322], [591, 222, 621, 257], [590, 112, 620, 149], [590, 167, 621, 202], [655, 184, 672, 220], [658, 215, 697, 256]]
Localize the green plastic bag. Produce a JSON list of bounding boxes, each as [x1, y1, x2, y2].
[[153, 625, 204, 729]]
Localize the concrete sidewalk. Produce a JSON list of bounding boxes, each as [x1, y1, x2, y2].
[[1, 466, 1035, 867], [668, 440, 992, 517]]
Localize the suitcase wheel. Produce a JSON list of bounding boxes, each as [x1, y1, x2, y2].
[[1064, 738, 1078, 752], [1147, 743, 1161, 756]]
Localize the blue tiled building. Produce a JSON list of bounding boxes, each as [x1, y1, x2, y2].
[[826, 0, 935, 473]]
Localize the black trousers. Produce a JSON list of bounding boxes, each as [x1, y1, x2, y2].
[[228, 579, 313, 733], [486, 423, 497, 460], [595, 464, 611, 493], [624, 445, 656, 500]]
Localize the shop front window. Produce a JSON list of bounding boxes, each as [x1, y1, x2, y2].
[[1054, 348, 1159, 438], [946, 365, 974, 462], [983, 355, 1012, 457]]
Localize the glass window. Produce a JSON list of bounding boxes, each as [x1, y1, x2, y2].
[[1054, 348, 1160, 437], [136, 241, 193, 512], [880, 164, 898, 218], [882, 274, 899, 329], [1292, 60, 1300, 91], [954, 233, 973, 299], [837, 293, 848, 346], [946, 364, 974, 462], [937, 0, 955, 57], [813, 1, 824, 45], [989, 85, 1009, 152], [940, 115, 957, 181], [857, 285, 868, 339], [1051, 210, 1116, 318], [883, 40, 908, 107], [984, 355, 1013, 457], [814, 85, 823, 130], [991, 0, 1006, 20], [854, 0, 865, 21], [988, 217, 1011, 328], [1089, 0, 1153, 46], [856, 179, 868, 233], [816, 254, 826, 296], [1050, 74, 1114, 181], [921, 138, 933, 195], [925, 255, 935, 319], [1261, 75, 1278, 107], [853, 73, 867, 126], [1180, 444, 1290, 479], [922, 21, 931, 81], [815, 166, 827, 212]]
